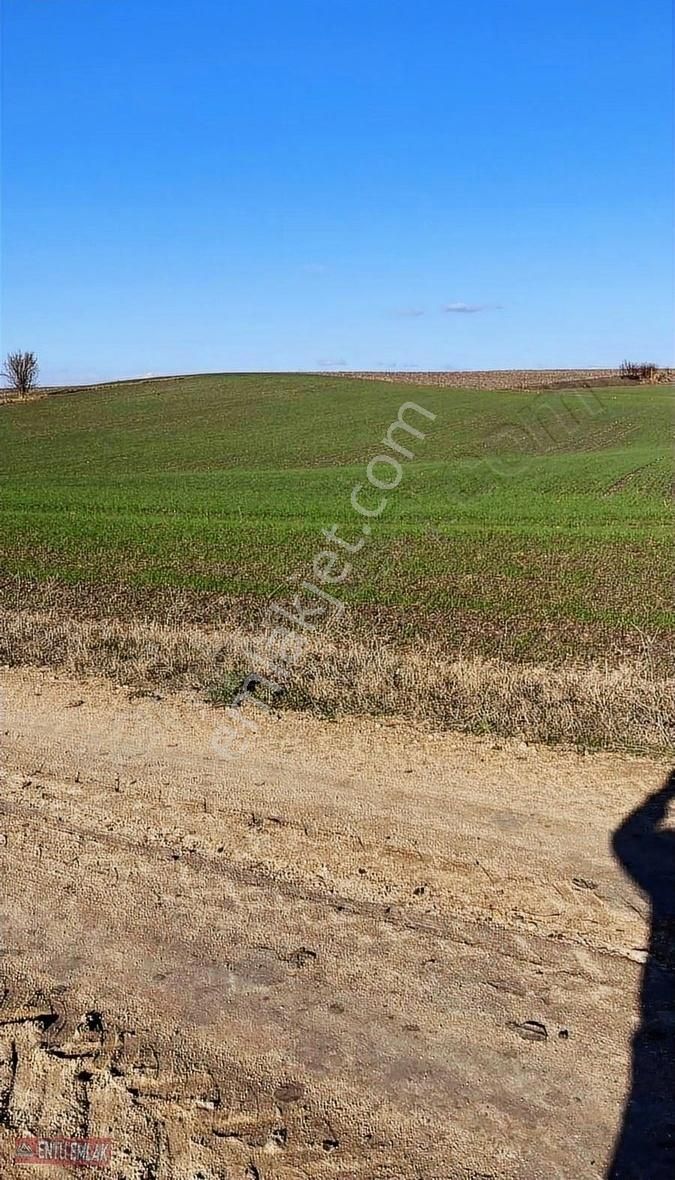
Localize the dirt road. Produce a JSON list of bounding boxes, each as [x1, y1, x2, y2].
[[0, 668, 671, 1179]]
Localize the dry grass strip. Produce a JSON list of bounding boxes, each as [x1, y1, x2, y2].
[[1, 608, 672, 752]]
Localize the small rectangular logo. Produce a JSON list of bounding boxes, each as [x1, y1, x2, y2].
[[14, 1137, 113, 1168]]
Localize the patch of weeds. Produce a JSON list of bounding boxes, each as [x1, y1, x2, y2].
[[207, 670, 288, 709], [205, 670, 248, 706]]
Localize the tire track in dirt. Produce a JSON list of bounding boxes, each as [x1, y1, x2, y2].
[[0, 667, 670, 1178], [0, 791, 653, 973]]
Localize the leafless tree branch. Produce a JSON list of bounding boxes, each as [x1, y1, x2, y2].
[[2, 351, 39, 396]]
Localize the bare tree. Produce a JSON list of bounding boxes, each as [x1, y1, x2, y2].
[[2, 350, 39, 397], [620, 359, 660, 383]]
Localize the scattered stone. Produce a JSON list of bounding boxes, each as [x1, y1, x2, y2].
[[287, 947, 317, 969], [274, 1081, 304, 1103], [508, 1019, 548, 1042]]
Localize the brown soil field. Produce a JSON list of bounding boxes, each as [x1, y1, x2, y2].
[[0, 667, 673, 1178], [324, 368, 622, 390], [319, 369, 674, 390]]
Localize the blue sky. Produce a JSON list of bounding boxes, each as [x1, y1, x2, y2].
[[1, 0, 672, 383]]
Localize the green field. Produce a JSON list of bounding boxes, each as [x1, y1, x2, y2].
[[0, 373, 672, 663]]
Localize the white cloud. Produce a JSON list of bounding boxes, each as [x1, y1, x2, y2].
[[442, 302, 503, 314]]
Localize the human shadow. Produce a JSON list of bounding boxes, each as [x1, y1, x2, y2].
[[608, 770, 675, 1178]]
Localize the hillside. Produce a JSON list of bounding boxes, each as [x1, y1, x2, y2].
[[1, 372, 671, 636], [0, 372, 672, 748]]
